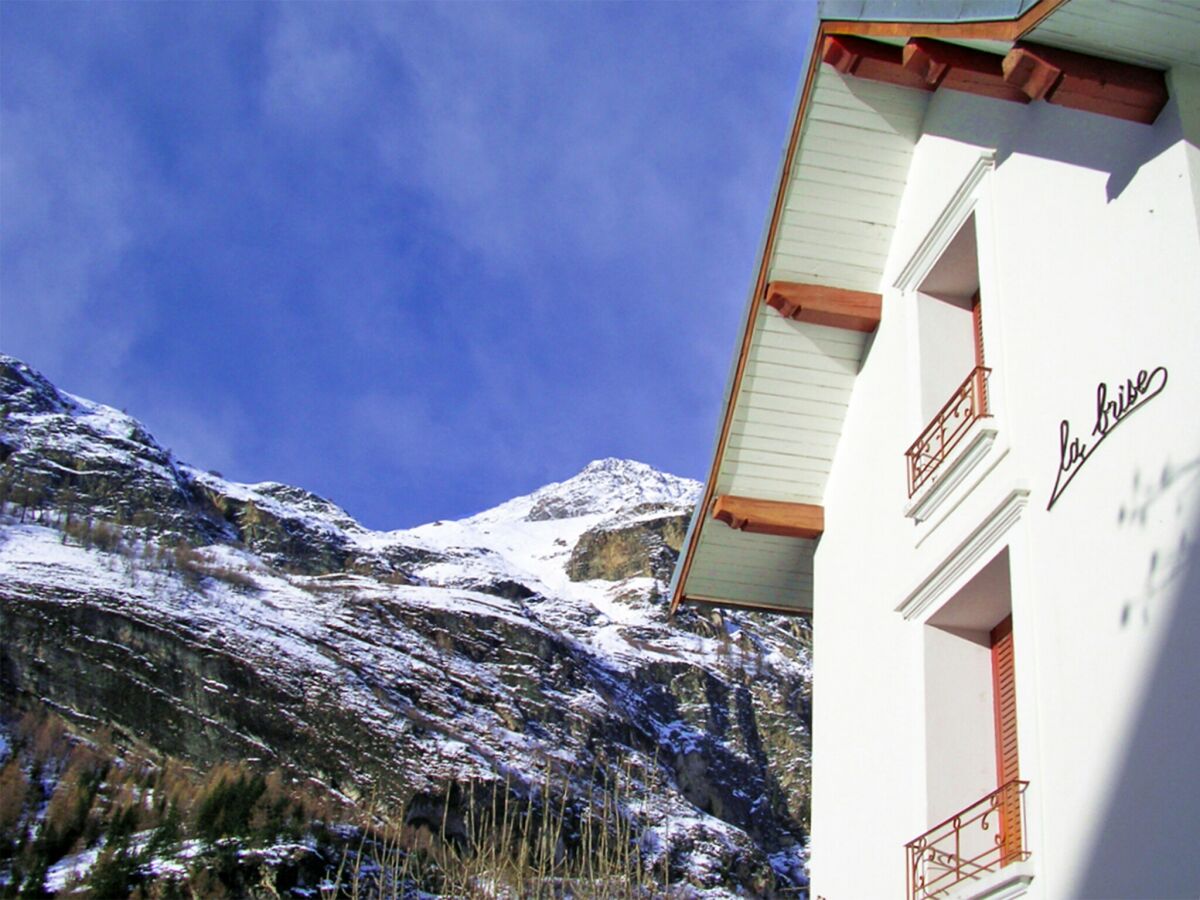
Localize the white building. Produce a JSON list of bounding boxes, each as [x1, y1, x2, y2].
[[669, 1, 1200, 897]]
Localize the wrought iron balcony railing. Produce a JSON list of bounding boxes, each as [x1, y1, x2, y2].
[[906, 779, 1030, 900], [905, 366, 992, 498]]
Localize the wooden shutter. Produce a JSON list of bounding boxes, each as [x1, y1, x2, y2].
[[972, 291, 985, 368], [991, 615, 1021, 865], [972, 291, 989, 415]]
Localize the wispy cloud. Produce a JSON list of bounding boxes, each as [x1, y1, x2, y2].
[[1, 41, 146, 388], [1, 2, 812, 528]]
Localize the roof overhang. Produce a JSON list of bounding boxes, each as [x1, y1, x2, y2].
[[669, 0, 1200, 617]]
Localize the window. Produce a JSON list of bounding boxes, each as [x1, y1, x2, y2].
[[916, 216, 983, 421], [907, 550, 1028, 897], [924, 548, 1013, 824], [905, 215, 993, 501]]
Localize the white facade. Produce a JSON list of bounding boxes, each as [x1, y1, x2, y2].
[[671, 2, 1200, 897], [816, 79, 1200, 899]]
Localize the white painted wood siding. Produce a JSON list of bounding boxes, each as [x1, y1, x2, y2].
[[679, 62, 927, 614], [716, 315, 867, 506], [767, 68, 928, 293], [1028, 0, 1200, 69], [684, 522, 815, 612]]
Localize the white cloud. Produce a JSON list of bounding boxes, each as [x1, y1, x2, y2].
[[0, 58, 146, 386], [1, 3, 814, 525], [253, 3, 806, 280], [261, 8, 368, 130]]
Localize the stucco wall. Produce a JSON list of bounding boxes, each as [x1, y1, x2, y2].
[[810, 76, 1200, 899]]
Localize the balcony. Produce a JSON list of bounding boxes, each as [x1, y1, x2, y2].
[[906, 780, 1030, 900], [906, 366, 992, 499]]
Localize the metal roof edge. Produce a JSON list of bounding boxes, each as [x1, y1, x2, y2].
[[817, 0, 1040, 26]]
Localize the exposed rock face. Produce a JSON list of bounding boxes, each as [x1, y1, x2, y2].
[[566, 508, 690, 582], [0, 359, 230, 546], [0, 355, 811, 895]]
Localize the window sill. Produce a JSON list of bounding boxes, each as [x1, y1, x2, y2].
[[905, 423, 1000, 527], [947, 862, 1034, 900]]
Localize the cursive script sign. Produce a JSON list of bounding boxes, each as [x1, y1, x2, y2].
[[1048, 366, 1168, 510]]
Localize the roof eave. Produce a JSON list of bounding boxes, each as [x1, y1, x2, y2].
[[669, 0, 1069, 616]]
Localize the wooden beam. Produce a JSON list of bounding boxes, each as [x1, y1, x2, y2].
[[902, 39, 1030, 104], [765, 281, 882, 333], [822, 35, 933, 91], [712, 495, 824, 540], [1003, 42, 1168, 125], [825, 32, 1166, 125]]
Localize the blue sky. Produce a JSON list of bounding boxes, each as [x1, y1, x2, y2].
[[1, 1, 814, 529]]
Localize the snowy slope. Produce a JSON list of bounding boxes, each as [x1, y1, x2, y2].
[[380, 459, 697, 626], [0, 355, 811, 894]]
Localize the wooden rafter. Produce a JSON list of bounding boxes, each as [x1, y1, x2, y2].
[[903, 39, 1029, 104], [1002, 42, 1168, 125], [823, 35, 932, 91], [824, 33, 1168, 126], [712, 495, 824, 540], [765, 281, 882, 333]]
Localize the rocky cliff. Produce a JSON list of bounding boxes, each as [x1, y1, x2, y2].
[[0, 355, 811, 896]]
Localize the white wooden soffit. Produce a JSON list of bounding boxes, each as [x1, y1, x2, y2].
[[670, 30, 927, 618]]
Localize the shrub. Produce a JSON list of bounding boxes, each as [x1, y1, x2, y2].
[[327, 766, 672, 899], [0, 759, 29, 846], [163, 544, 258, 592], [146, 801, 182, 856], [195, 767, 267, 843], [88, 841, 142, 898], [203, 565, 258, 591], [90, 521, 123, 553]]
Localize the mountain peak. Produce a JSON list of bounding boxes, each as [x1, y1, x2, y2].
[[577, 457, 658, 479], [453, 458, 697, 528], [524, 458, 699, 522], [0, 356, 700, 543]]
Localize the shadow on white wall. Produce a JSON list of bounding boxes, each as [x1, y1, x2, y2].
[[1074, 455, 1200, 897]]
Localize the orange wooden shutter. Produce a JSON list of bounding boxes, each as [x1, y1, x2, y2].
[[972, 291, 989, 415], [991, 615, 1021, 865], [972, 291, 985, 368]]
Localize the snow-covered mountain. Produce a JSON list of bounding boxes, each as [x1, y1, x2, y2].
[[0, 356, 811, 895]]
